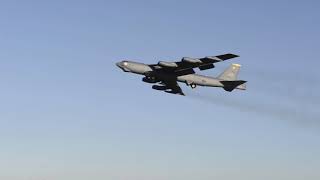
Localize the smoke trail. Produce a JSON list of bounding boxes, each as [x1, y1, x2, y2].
[[249, 73, 320, 107], [187, 62, 320, 129], [242, 67, 320, 107], [185, 90, 320, 129]]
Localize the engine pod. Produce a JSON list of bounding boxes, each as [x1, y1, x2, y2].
[[182, 57, 202, 63], [199, 63, 215, 70], [158, 61, 178, 68]]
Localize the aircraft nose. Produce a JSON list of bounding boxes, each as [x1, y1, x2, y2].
[[116, 62, 122, 68], [116, 61, 130, 72]]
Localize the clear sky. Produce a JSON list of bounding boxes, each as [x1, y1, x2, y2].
[[0, 0, 319, 180]]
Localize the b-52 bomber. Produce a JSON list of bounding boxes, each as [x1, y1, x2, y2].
[[116, 53, 246, 96]]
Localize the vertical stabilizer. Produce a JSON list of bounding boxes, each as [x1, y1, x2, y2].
[[218, 64, 241, 81]]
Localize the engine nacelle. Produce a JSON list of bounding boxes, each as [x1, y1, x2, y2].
[[199, 63, 214, 70], [152, 85, 169, 91], [158, 61, 178, 68], [182, 57, 202, 63], [142, 76, 158, 83]]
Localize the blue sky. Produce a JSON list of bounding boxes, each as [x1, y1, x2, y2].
[[0, 0, 319, 180]]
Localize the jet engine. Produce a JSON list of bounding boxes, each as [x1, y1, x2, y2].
[[152, 85, 169, 91], [158, 61, 178, 68], [182, 57, 202, 63], [142, 76, 158, 83]]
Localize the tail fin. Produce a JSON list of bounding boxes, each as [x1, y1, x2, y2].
[[218, 64, 247, 92], [218, 63, 241, 81]]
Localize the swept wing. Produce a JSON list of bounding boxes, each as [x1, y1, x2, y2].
[[151, 53, 239, 76]]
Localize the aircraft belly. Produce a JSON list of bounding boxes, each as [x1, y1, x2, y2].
[[177, 75, 223, 87]]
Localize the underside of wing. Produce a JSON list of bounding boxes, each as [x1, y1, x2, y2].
[[152, 81, 185, 96]]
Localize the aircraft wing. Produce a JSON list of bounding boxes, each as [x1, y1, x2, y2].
[[160, 81, 185, 96], [176, 53, 239, 71], [151, 54, 239, 74]]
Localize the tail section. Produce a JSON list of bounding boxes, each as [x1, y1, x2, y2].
[[220, 80, 246, 92], [218, 63, 241, 81], [218, 64, 247, 92]]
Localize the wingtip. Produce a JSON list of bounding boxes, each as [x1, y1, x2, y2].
[[216, 53, 240, 60], [229, 53, 239, 58]]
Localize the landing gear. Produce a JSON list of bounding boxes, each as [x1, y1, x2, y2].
[[186, 81, 197, 89]]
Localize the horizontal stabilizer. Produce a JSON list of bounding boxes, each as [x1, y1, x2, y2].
[[220, 80, 247, 92]]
